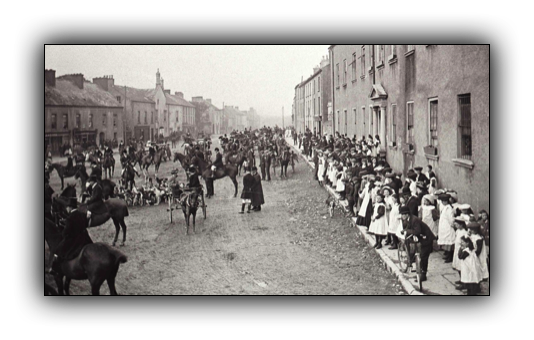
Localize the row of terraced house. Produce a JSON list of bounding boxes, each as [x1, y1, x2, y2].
[[293, 45, 489, 213]]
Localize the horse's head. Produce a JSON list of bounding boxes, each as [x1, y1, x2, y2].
[[60, 183, 77, 199]]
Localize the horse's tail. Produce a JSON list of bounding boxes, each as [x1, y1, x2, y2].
[[107, 246, 128, 265]]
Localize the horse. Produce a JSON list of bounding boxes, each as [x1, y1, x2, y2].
[[173, 152, 191, 175], [54, 184, 129, 247], [152, 148, 168, 176], [224, 151, 247, 176], [190, 156, 239, 197], [180, 190, 199, 235], [45, 218, 127, 295], [45, 281, 58, 295], [49, 163, 80, 190], [103, 153, 115, 179]]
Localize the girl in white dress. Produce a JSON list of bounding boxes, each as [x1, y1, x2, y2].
[[369, 192, 388, 249], [438, 194, 456, 263], [468, 223, 489, 281], [420, 195, 439, 237], [317, 152, 325, 185], [458, 236, 483, 295], [386, 193, 400, 250], [452, 217, 470, 288]]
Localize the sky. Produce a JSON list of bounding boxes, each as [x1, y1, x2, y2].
[[45, 45, 329, 124]]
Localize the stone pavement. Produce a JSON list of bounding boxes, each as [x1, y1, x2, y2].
[[285, 137, 489, 295]]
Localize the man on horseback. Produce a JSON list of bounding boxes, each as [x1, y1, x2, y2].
[[48, 198, 93, 275], [86, 175, 109, 218], [90, 161, 102, 182]]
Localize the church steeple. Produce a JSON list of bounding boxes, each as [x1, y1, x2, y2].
[[156, 68, 161, 86]]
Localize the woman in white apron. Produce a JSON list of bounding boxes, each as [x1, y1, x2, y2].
[[468, 223, 489, 281], [438, 194, 456, 263], [452, 217, 469, 286], [369, 192, 388, 249]]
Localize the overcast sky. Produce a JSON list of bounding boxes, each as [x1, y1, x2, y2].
[[45, 45, 329, 122]]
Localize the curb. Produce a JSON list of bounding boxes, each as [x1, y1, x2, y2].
[[287, 140, 424, 296]]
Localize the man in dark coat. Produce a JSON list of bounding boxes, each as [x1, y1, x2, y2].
[[263, 148, 272, 181], [250, 167, 265, 211], [405, 186, 421, 217], [213, 148, 224, 169], [240, 168, 255, 214], [45, 178, 54, 221], [90, 162, 103, 182], [49, 198, 93, 273], [414, 166, 429, 186], [86, 175, 108, 217], [399, 206, 436, 282]]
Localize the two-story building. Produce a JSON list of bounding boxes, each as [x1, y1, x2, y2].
[[45, 70, 124, 155], [329, 45, 489, 212]]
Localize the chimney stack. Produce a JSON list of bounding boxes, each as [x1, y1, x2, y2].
[[164, 89, 170, 94], [45, 69, 56, 87], [92, 75, 114, 91], [175, 92, 184, 98], [57, 73, 84, 89]]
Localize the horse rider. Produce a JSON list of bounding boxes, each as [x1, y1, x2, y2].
[[186, 165, 202, 193], [104, 144, 113, 158], [45, 176, 54, 220], [194, 146, 205, 160], [48, 197, 93, 275], [85, 175, 109, 218], [90, 161, 103, 182]]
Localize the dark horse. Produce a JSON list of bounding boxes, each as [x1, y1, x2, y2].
[[103, 153, 115, 179], [49, 163, 80, 190], [180, 190, 199, 235], [45, 218, 127, 295], [173, 152, 191, 176], [121, 162, 138, 191], [190, 156, 239, 197], [75, 166, 116, 200], [224, 151, 247, 176], [54, 184, 129, 247]]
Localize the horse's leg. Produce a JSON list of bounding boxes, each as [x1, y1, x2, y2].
[[192, 211, 196, 234], [111, 218, 120, 246], [54, 274, 64, 295], [64, 277, 71, 296], [121, 220, 127, 246], [107, 276, 118, 295], [231, 176, 238, 198]]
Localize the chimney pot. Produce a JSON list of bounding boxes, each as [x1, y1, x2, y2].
[[45, 69, 56, 87]]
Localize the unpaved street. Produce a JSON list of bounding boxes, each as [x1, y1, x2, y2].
[[46, 137, 402, 295]]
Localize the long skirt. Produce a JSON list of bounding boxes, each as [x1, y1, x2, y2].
[[356, 202, 373, 227]]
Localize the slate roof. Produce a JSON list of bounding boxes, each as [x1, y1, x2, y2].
[[165, 93, 195, 108], [45, 79, 123, 107]]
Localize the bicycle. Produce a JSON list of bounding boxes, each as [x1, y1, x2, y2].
[[397, 234, 423, 292]]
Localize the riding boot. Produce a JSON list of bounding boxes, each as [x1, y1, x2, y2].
[[239, 203, 245, 214]]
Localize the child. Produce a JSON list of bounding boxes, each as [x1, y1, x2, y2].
[[438, 193, 456, 263], [452, 216, 470, 290], [369, 192, 388, 249], [386, 193, 400, 250], [356, 178, 373, 228], [468, 222, 489, 282], [478, 209, 490, 248], [336, 165, 346, 199], [458, 236, 483, 295], [420, 194, 439, 237], [317, 150, 325, 185]]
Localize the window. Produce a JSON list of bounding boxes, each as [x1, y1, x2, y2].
[[337, 110, 340, 131], [51, 114, 57, 129], [144, 111, 148, 124], [352, 53, 357, 81], [63, 114, 68, 129], [336, 63, 340, 87], [407, 45, 415, 52], [114, 132, 117, 140], [344, 109, 348, 134], [113, 113, 117, 127], [458, 94, 472, 159], [138, 111, 141, 124], [406, 102, 414, 143], [360, 46, 366, 76], [429, 99, 438, 147], [362, 107, 366, 137], [353, 108, 357, 127], [102, 113, 107, 127], [318, 76, 321, 92], [89, 113, 93, 128], [343, 59, 347, 85], [318, 97, 321, 117], [391, 104, 397, 143], [75, 113, 81, 128], [116, 96, 121, 104], [378, 45, 385, 65], [391, 45, 397, 57]]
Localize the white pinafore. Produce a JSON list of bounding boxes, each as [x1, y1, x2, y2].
[[369, 202, 388, 236], [460, 248, 484, 284]]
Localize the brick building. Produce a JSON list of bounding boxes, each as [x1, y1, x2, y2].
[[329, 45, 489, 212], [45, 70, 124, 155]]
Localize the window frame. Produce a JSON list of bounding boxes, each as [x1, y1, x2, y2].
[[51, 113, 57, 130], [390, 104, 397, 144], [343, 59, 347, 85], [352, 53, 357, 81], [428, 98, 438, 147], [88, 113, 94, 128], [75, 113, 81, 129], [406, 101, 414, 143], [102, 113, 107, 127], [457, 94, 472, 160], [62, 113, 68, 129], [360, 46, 366, 78]]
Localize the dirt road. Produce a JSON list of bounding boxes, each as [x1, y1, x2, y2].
[[45, 137, 402, 295]]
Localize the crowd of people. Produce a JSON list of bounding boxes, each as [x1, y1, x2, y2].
[[291, 127, 489, 295]]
